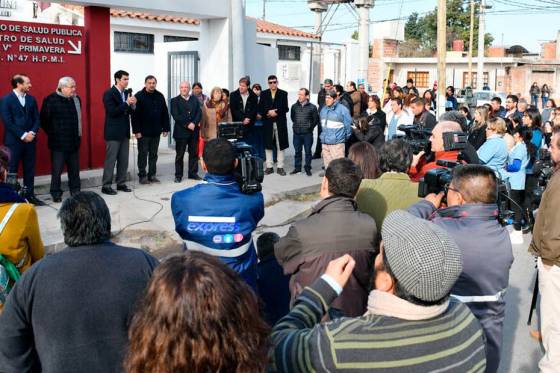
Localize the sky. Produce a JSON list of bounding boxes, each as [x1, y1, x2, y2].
[[245, 0, 560, 53]]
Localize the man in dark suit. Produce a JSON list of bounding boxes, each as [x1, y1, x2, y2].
[[101, 70, 136, 195], [40, 76, 82, 203], [170, 81, 202, 182], [260, 75, 289, 176], [229, 76, 258, 155], [0, 74, 44, 206], [131, 75, 170, 184]]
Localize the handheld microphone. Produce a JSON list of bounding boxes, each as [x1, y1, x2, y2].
[[127, 88, 136, 109]]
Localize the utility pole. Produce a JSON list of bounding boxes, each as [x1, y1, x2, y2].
[[436, 0, 447, 117], [309, 1, 327, 92], [355, 0, 375, 86], [476, 0, 485, 90], [467, 0, 474, 87], [262, 0, 266, 20]]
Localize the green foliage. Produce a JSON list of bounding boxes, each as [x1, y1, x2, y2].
[[351, 30, 359, 40], [404, 0, 494, 55]]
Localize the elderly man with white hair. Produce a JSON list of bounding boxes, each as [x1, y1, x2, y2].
[[40, 76, 82, 202]]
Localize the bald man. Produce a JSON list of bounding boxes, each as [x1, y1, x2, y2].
[[170, 81, 202, 182], [409, 120, 463, 182]]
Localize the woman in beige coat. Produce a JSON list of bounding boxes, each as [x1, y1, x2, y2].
[[201, 87, 232, 142]]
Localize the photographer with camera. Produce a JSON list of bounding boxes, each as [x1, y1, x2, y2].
[[409, 120, 463, 182], [409, 164, 513, 373], [529, 127, 560, 372], [171, 138, 264, 289]]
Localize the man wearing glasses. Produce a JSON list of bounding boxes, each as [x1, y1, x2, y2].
[[505, 94, 523, 124], [408, 164, 513, 373], [259, 75, 289, 176]]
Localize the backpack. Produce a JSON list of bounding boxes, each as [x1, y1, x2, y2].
[[0, 204, 22, 305]]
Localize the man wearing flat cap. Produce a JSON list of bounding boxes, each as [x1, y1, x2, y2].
[[269, 210, 486, 372]]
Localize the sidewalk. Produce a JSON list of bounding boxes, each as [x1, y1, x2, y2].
[[35, 144, 324, 253]]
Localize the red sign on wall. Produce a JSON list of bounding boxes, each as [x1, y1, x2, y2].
[[0, 20, 88, 176]]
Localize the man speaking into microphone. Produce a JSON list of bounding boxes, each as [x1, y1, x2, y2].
[[101, 70, 136, 195]]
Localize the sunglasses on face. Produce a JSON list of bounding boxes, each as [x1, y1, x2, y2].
[[268, 81, 277, 85]]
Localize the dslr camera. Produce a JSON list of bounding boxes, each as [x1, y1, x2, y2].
[[218, 122, 264, 194]]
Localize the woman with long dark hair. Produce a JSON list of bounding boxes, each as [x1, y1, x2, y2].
[[522, 108, 544, 212], [348, 141, 380, 179], [422, 89, 436, 113], [506, 126, 534, 244], [125, 252, 270, 373]]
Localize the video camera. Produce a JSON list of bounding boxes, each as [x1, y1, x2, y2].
[[5, 173, 27, 198], [395, 125, 431, 154], [218, 122, 264, 194], [531, 148, 554, 207]]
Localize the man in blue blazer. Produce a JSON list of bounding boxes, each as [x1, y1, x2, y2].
[[101, 70, 136, 195], [0, 74, 44, 206]]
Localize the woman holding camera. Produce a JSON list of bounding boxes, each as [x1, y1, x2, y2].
[[0, 146, 44, 309]]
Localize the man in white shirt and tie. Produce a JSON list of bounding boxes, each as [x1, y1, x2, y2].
[[0, 74, 44, 205]]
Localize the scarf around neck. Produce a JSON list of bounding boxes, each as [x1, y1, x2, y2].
[[365, 290, 449, 321]]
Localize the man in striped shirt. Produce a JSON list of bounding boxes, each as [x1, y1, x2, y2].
[[269, 210, 486, 372]]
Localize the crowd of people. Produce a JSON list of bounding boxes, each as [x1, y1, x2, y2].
[[0, 71, 559, 372]]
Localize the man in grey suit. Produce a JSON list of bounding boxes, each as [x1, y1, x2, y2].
[[101, 70, 136, 195]]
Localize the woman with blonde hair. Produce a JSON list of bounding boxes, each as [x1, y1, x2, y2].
[[468, 105, 489, 150], [477, 117, 509, 179], [201, 86, 232, 142]]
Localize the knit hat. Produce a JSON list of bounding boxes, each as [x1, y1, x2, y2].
[[381, 210, 462, 302]]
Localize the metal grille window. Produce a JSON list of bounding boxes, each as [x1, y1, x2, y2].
[[278, 45, 300, 61], [462, 72, 489, 88], [164, 35, 198, 43], [406, 71, 429, 88], [114, 32, 154, 54]]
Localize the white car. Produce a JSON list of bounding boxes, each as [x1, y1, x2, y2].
[[473, 90, 507, 107]]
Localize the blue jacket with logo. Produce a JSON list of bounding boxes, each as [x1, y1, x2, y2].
[[319, 101, 352, 145], [171, 173, 265, 288]]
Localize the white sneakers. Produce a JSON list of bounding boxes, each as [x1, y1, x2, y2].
[[509, 229, 524, 245]]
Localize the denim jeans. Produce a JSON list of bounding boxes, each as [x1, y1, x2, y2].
[[531, 95, 539, 108], [542, 96, 549, 109], [293, 133, 313, 171]]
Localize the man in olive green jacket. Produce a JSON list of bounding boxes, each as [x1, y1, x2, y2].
[[356, 139, 420, 229]]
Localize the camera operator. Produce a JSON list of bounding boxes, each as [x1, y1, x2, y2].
[[171, 138, 264, 290], [529, 127, 560, 372], [409, 164, 513, 373], [409, 120, 463, 182]]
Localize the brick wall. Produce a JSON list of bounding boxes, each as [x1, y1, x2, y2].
[[487, 47, 506, 58], [542, 42, 557, 60]]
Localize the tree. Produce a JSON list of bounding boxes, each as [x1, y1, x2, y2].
[[351, 30, 358, 40], [404, 0, 493, 56]]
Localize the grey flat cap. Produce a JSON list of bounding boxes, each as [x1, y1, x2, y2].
[[381, 210, 463, 302]]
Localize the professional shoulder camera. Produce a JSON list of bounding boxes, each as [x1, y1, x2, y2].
[[531, 148, 554, 207], [395, 125, 431, 154], [218, 122, 264, 194]]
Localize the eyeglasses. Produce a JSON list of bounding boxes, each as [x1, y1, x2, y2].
[[268, 81, 277, 85], [444, 183, 460, 195]]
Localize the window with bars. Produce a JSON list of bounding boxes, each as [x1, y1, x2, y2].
[[114, 32, 154, 54], [278, 45, 300, 61], [406, 71, 429, 88], [462, 72, 489, 88], [164, 35, 198, 43]]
